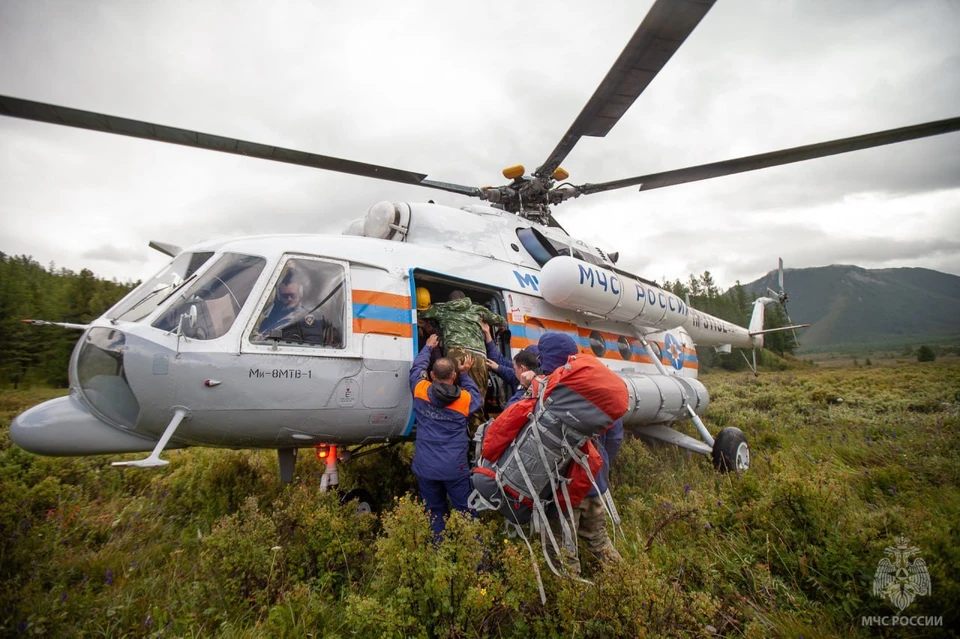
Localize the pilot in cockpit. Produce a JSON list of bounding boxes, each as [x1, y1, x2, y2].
[[257, 268, 341, 347]]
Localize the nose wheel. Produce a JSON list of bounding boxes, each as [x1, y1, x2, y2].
[[712, 427, 750, 472], [340, 488, 375, 514]]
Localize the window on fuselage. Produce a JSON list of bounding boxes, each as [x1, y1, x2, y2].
[[152, 253, 266, 340], [250, 257, 346, 349]]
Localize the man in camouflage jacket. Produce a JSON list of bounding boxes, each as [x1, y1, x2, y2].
[[418, 291, 506, 422]]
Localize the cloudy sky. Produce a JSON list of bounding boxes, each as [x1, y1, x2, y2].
[[1, 0, 958, 289]]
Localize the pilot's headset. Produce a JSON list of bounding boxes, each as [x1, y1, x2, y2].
[[416, 287, 431, 311]]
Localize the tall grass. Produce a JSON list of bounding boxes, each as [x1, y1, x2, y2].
[[2, 362, 958, 636]]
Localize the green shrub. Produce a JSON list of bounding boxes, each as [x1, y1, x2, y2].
[[272, 485, 376, 589], [199, 496, 283, 614], [2, 363, 960, 636]]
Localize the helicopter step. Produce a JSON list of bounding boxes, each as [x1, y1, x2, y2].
[[112, 407, 189, 468]]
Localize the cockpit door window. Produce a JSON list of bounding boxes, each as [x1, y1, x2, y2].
[[248, 257, 348, 350]]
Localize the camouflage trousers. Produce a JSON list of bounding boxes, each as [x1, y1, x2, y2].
[[573, 495, 622, 563], [547, 494, 622, 575]]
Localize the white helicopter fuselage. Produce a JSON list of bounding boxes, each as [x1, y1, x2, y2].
[[10, 202, 762, 460]]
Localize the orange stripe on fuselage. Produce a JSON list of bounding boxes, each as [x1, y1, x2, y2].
[[508, 318, 655, 364], [353, 318, 413, 337], [352, 290, 410, 309], [510, 336, 535, 350]]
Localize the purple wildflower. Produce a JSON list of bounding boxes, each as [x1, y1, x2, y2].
[[683, 484, 691, 495], [106, 569, 113, 586]]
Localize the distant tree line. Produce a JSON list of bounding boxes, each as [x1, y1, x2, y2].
[[0, 253, 136, 388], [661, 270, 798, 372]]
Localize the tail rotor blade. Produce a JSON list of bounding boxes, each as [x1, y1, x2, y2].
[[783, 305, 801, 347]]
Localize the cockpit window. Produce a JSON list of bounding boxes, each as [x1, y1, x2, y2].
[[516, 227, 605, 267], [516, 227, 559, 267], [152, 253, 266, 340], [108, 251, 214, 322], [250, 258, 346, 349], [544, 238, 604, 266]]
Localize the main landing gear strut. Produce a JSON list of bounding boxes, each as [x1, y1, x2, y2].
[[636, 334, 750, 473]]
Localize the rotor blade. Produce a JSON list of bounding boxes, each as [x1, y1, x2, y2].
[[748, 324, 809, 336], [418, 179, 482, 197], [576, 116, 960, 195], [535, 0, 716, 178], [778, 258, 784, 290], [783, 306, 801, 347], [0, 95, 481, 196]]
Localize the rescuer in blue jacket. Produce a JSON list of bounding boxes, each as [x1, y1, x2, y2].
[[481, 320, 540, 407], [410, 334, 483, 537]]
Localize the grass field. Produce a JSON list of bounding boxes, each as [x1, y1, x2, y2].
[[2, 362, 958, 637]]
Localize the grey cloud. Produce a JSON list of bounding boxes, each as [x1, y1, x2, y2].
[[80, 245, 144, 263], [1, 0, 958, 284], [625, 223, 960, 287]]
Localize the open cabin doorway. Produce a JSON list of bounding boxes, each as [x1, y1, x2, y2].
[[412, 272, 512, 418]]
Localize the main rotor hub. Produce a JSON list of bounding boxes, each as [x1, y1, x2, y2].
[[478, 164, 579, 219]]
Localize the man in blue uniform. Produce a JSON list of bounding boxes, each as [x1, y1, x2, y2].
[[481, 319, 539, 407], [410, 334, 482, 538]]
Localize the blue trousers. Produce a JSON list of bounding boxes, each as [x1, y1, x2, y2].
[[417, 474, 476, 538]]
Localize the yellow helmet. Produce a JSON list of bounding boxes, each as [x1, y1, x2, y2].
[[416, 287, 431, 311]]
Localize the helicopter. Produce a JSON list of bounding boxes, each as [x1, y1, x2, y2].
[[3, 0, 959, 492]]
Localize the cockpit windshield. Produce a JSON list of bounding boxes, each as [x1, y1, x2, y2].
[[107, 252, 214, 322], [153, 253, 266, 340]]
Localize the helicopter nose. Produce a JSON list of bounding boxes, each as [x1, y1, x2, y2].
[[9, 394, 159, 456]]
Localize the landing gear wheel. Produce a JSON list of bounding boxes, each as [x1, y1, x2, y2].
[[712, 427, 750, 472], [340, 488, 375, 514]]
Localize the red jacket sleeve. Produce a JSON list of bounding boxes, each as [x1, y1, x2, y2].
[[481, 397, 535, 462], [555, 440, 604, 512]]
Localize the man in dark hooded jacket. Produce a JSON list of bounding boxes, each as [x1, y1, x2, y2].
[[410, 334, 482, 537]]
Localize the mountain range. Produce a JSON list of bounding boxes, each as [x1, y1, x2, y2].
[[738, 265, 960, 352]]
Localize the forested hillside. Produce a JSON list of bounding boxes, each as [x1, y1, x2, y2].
[[0, 253, 135, 388], [741, 265, 960, 351], [661, 271, 796, 371]]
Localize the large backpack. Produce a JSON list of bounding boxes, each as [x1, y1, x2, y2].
[[468, 353, 628, 546]]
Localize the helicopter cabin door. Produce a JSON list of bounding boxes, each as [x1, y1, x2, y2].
[[411, 272, 511, 415]]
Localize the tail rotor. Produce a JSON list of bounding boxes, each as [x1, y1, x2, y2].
[[766, 257, 801, 347]]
